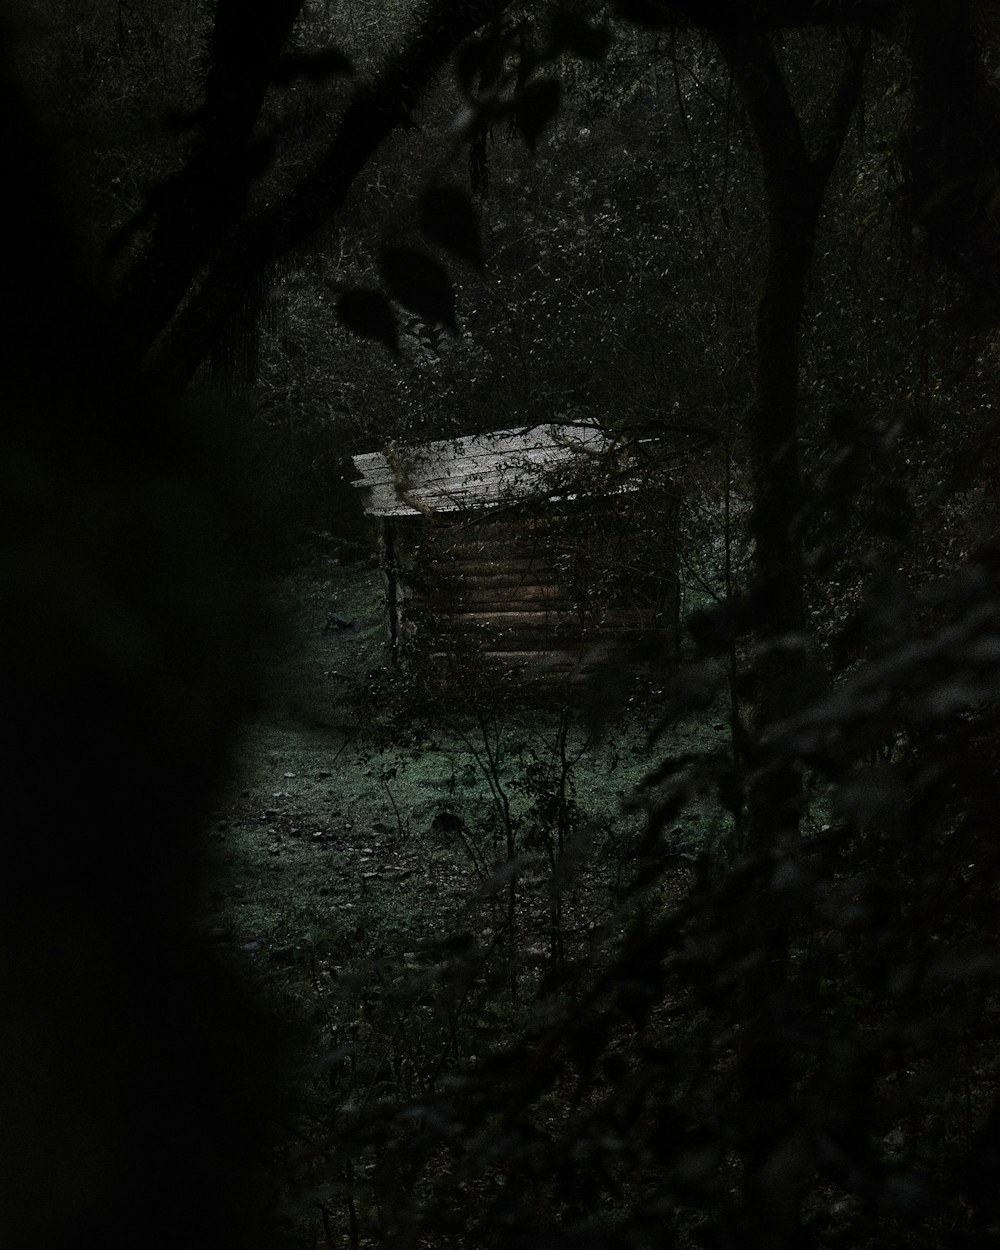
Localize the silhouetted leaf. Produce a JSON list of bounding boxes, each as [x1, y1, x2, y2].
[[244, 135, 275, 177], [549, 10, 612, 61], [272, 47, 353, 84], [336, 289, 399, 354], [835, 767, 905, 824], [865, 483, 911, 540], [456, 34, 503, 98], [419, 186, 484, 272], [514, 78, 562, 150], [641, 751, 703, 788], [949, 293, 1000, 330], [380, 247, 457, 331]]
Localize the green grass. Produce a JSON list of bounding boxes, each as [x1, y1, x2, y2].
[[207, 555, 738, 956], [196, 554, 750, 1247]]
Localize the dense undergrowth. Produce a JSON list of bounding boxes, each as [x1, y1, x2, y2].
[[206, 547, 1000, 1250], [207, 551, 726, 1243]]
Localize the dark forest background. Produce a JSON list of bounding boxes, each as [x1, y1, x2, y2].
[[6, 1, 1000, 1247]]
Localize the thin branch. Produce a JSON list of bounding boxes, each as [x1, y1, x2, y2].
[[114, 0, 308, 349], [141, 0, 514, 394], [712, 26, 810, 188], [809, 27, 871, 188]]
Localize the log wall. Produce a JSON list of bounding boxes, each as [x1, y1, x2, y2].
[[381, 498, 679, 686]]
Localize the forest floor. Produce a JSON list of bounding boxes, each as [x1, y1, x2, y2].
[[194, 551, 792, 1246], [198, 549, 728, 1109], [193, 550, 999, 1250]]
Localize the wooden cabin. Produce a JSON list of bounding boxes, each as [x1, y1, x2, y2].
[[351, 422, 678, 687]]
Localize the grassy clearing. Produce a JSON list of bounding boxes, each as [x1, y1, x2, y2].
[[206, 556, 731, 967], [196, 554, 738, 1244], [193, 554, 1000, 1250]]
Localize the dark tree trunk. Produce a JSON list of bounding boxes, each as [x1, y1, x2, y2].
[[747, 173, 813, 803], [713, 27, 868, 1249], [0, 18, 282, 1246], [113, 0, 306, 364], [113, 0, 512, 396], [720, 26, 866, 850], [906, 0, 1000, 300]]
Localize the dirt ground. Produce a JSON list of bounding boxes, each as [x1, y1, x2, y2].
[[199, 556, 726, 1007], [200, 561, 456, 967], [190, 555, 721, 1250]]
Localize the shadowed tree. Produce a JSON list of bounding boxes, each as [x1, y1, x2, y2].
[[0, 12, 286, 1248], [9, 2, 1000, 1247], [704, 25, 869, 1248], [106, 0, 516, 393]]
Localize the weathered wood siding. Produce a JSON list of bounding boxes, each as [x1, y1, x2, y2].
[[353, 423, 610, 516], [382, 497, 678, 681], [353, 422, 680, 689]]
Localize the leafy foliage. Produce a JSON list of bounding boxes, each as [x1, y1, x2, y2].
[[380, 246, 459, 331], [337, 289, 401, 355], [11, 2, 1000, 1249]]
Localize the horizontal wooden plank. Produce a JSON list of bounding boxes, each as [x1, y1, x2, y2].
[[404, 596, 667, 620], [459, 609, 581, 627], [399, 533, 670, 558], [398, 571, 560, 591], [429, 649, 582, 670], [472, 630, 667, 651], [452, 573, 562, 591], [393, 532, 563, 556], [353, 424, 616, 517], [408, 628, 582, 648], [444, 556, 556, 573], [354, 424, 608, 478], [409, 603, 575, 618], [416, 558, 561, 576], [466, 633, 588, 650], [452, 573, 561, 589], [458, 593, 572, 610], [354, 443, 577, 490]]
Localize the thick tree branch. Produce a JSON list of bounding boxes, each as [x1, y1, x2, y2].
[[708, 34, 867, 1244], [135, 0, 512, 395], [906, 0, 1000, 299], [201, 0, 308, 147], [115, 0, 307, 359], [714, 29, 810, 193], [810, 27, 871, 187], [714, 25, 868, 713]]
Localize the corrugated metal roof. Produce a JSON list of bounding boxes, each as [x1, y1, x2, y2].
[[351, 421, 613, 517]]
